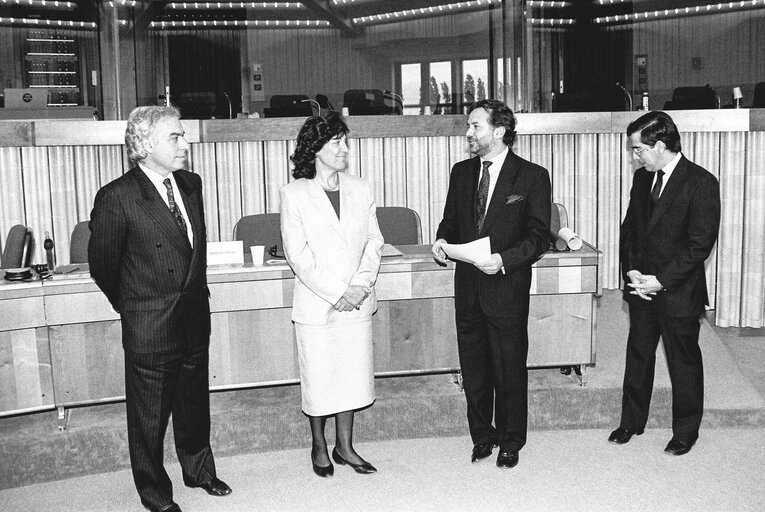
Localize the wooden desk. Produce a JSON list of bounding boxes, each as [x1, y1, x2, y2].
[[0, 244, 600, 418]]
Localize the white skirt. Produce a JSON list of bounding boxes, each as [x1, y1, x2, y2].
[[294, 317, 375, 417]]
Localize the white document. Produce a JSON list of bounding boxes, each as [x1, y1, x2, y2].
[[442, 237, 492, 264]]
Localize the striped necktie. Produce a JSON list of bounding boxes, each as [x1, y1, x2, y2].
[[476, 161, 491, 232], [163, 178, 188, 235]]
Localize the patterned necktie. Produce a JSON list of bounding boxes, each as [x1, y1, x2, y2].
[[163, 178, 188, 235], [649, 169, 664, 214], [476, 161, 491, 232]]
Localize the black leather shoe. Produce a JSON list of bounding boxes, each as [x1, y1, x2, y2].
[[145, 503, 181, 512], [312, 459, 334, 478], [496, 449, 519, 469], [664, 438, 696, 456], [187, 477, 232, 496], [332, 447, 377, 474], [471, 442, 495, 463], [608, 426, 644, 445]]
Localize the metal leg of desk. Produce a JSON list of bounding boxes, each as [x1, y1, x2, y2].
[[57, 406, 70, 431]]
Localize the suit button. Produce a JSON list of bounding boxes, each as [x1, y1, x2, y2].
[[156, 243, 162, 248], [168, 268, 174, 274]]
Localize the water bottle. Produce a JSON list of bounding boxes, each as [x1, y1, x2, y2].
[[44, 231, 56, 272], [641, 91, 649, 111]]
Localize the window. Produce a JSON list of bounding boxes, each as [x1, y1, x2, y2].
[[462, 59, 488, 105], [400, 63, 422, 115]]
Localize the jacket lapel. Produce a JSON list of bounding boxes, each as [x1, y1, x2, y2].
[[479, 151, 520, 235], [131, 167, 193, 257], [307, 178, 345, 240], [175, 171, 204, 287], [646, 157, 688, 235]]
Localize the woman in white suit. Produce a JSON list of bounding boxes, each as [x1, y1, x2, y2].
[[280, 113, 384, 478]]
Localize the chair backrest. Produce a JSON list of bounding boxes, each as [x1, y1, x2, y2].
[[550, 203, 569, 235], [376, 207, 422, 245], [664, 85, 720, 110], [263, 95, 312, 118], [70, 220, 91, 264], [233, 213, 283, 255], [752, 82, 765, 108], [1, 224, 32, 269]]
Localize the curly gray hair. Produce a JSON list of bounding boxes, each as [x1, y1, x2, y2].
[[124, 106, 181, 164]]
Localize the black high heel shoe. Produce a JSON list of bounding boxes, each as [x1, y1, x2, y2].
[[312, 455, 334, 478], [332, 447, 377, 474]]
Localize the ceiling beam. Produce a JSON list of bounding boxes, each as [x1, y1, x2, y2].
[[301, 0, 362, 36]]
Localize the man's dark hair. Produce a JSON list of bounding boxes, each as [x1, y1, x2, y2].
[[626, 111, 682, 153], [470, 99, 517, 147]]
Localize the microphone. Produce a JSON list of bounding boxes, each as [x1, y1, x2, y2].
[[301, 98, 321, 115], [384, 90, 403, 114], [616, 82, 632, 112], [222, 91, 232, 119]]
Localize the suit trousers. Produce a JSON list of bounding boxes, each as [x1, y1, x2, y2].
[[620, 299, 704, 441], [124, 340, 217, 510], [456, 296, 529, 451]]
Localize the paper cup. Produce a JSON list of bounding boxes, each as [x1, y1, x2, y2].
[[423, 105, 432, 115], [341, 107, 350, 117], [250, 245, 265, 265]]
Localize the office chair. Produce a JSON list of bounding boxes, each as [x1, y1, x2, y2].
[[552, 87, 630, 112], [343, 89, 396, 116], [176, 91, 218, 119], [376, 207, 422, 245], [70, 221, 91, 264], [752, 82, 765, 108], [1, 224, 32, 269], [233, 213, 284, 258], [263, 95, 312, 118], [663, 85, 720, 110]]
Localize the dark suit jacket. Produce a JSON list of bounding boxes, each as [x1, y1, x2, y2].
[[436, 151, 551, 317], [88, 166, 210, 353], [620, 155, 720, 317]]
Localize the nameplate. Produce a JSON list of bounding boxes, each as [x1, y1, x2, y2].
[[207, 241, 244, 266]]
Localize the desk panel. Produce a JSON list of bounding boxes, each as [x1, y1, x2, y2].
[[0, 246, 600, 414]]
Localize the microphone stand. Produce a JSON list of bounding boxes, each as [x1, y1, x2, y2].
[[301, 98, 321, 116], [223, 91, 232, 119], [616, 82, 632, 112], [384, 89, 404, 114]]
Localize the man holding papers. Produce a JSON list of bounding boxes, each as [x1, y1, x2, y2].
[[432, 99, 551, 469]]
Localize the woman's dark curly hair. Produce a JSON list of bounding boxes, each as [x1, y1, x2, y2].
[[290, 112, 349, 179]]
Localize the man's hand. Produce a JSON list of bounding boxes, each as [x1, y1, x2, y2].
[[627, 271, 662, 301], [431, 238, 448, 265], [475, 253, 503, 275]]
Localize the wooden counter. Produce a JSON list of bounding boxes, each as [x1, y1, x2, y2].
[[0, 244, 600, 417], [1, 109, 759, 329]]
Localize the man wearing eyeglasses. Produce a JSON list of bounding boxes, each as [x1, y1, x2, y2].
[[609, 111, 720, 456]]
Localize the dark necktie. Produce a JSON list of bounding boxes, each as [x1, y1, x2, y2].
[[476, 161, 491, 232], [649, 169, 664, 214], [163, 178, 188, 235]]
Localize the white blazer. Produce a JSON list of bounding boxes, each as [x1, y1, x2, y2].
[[280, 173, 384, 325]]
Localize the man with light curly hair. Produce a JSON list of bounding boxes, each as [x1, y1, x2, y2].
[[88, 106, 231, 512]]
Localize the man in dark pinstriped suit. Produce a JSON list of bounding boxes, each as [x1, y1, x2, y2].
[[88, 106, 231, 512]]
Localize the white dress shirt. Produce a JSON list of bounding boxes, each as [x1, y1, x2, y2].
[[652, 152, 683, 197], [477, 146, 510, 216]]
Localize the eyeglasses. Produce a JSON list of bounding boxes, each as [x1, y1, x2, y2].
[[631, 145, 653, 155]]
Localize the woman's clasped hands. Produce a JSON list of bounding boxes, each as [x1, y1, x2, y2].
[[334, 284, 370, 312]]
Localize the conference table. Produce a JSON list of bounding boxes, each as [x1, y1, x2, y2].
[[0, 244, 601, 424]]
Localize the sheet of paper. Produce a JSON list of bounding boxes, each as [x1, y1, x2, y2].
[[442, 237, 491, 264]]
